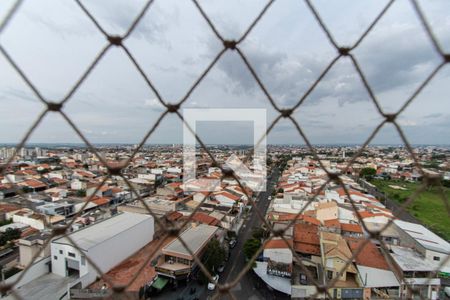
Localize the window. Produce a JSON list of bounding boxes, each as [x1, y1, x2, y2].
[[176, 257, 191, 266], [59, 250, 63, 254], [53, 256, 57, 260], [327, 271, 333, 280], [433, 256, 440, 261], [81, 256, 86, 266], [68, 252, 76, 258]]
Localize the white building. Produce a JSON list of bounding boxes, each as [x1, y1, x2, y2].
[[393, 220, 450, 270], [71, 180, 87, 191], [50, 212, 154, 287], [137, 173, 156, 181]]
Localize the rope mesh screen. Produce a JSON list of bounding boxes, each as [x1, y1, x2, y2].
[[0, 0, 449, 299]]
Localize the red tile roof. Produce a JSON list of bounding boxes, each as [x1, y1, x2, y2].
[[324, 219, 341, 229], [19, 179, 47, 189], [340, 223, 363, 233], [168, 182, 183, 188], [91, 197, 110, 206], [191, 212, 220, 226], [358, 211, 391, 219], [20, 227, 38, 238], [166, 211, 183, 222], [345, 238, 390, 270], [265, 239, 293, 249], [267, 212, 320, 226], [51, 178, 67, 184], [302, 215, 321, 226], [111, 187, 123, 194], [0, 203, 21, 213], [293, 223, 320, 255]]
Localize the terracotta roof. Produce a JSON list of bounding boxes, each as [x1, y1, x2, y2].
[[16, 170, 38, 176], [268, 213, 320, 226], [324, 219, 341, 228], [265, 238, 293, 249], [303, 210, 316, 217], [75, 170, 95, 178], [358, 210, 391, 219], [51, 178, 67, 184], [293, 223, 320, 255], [340, 223, 363, 233], [191, 212, 220, 226], [166, 211, 183, 222], [345, 238, 390, 270], [20, 227, 38, 238], [111, 187, 123, 194], [0, 203, 21, 213], [164, 174, 178, 179], [18, 179, 47, 189], [99, 185, 110, 192], [294, 223, 319, 244], [295, 243, 321, 255], [91, 197, 110, 206], [302, 215, 321, 226]]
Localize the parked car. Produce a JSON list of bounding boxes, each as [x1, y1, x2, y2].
[[229, 239, 237, 249], [207, 275, 219, 290]]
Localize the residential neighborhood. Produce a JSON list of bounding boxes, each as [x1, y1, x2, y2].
[[0, 144, 448, 299]]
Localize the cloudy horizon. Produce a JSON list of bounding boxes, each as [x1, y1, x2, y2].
[[1, 0, 450, 146]]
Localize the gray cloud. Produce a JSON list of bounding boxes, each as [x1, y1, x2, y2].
[[1, 1, 449, 145], [0, 87, 39, 103]]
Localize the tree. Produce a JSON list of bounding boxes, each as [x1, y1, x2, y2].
[[243, 238, 261, 261], [76, 189, 87, 197], [0, 219, 12, 227], [251, 228, 269, 240], [202, 239, 225, 275], [359, 168, 376, 179], [0, 228, 21, 246]]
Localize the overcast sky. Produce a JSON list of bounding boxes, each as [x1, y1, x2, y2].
[[0, 0, 449, 146]]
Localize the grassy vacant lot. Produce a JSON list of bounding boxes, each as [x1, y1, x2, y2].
[[371, 179, 450, 241]]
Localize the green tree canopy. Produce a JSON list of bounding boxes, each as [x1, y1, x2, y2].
[[360, 167, 376, 178], [243, 238, 261, 261], [203, 239, 226, 274]]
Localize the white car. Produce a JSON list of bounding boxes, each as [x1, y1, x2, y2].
[[207, 275, 219, 290]]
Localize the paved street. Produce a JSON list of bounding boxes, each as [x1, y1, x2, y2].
[[153, 167, 289, 300], [203, 166, 289, 300]]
